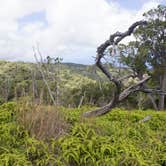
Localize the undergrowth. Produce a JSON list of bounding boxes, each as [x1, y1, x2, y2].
[[0, 102, 166, 165]]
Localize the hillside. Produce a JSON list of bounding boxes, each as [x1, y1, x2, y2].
[[0, 60, 132, 107]]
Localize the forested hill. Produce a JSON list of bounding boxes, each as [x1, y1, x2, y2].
[[0, 60, 133, 107], [0, 60, 157, 110], [0, 60, 89, 76], [0, 60, 105, 79]]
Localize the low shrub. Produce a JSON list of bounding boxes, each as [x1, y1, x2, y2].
[[51, 121, 166, 166], [0, 103, 166, 166], [0, 102, 54, 166]]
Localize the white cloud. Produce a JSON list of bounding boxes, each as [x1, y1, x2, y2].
[[0, 0, 162, 64]]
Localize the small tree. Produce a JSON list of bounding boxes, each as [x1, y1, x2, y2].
[[134, 5, 166, 110]]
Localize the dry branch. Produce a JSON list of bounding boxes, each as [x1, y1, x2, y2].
[[33, 47, 56, 105], [83, 21, 148, 117], [139, 115, 152, 123]]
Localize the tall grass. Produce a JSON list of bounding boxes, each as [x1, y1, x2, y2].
[[17, 101, 69, 141]]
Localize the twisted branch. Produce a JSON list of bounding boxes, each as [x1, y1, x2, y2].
[[83, 21, 148, 117]]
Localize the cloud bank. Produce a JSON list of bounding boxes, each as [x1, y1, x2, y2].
[[0, 0, 163, 64]]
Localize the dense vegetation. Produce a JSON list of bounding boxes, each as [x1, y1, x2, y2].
[[0, 102, 166, 165], [0, 60, 132, 108], [0, 59, 160, 110]]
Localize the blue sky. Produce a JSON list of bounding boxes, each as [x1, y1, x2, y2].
[[0, 0, 165, 64], [18, 11, 48, 26], [111, 0, 150, 10]]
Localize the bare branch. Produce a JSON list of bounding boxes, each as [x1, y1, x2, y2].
[[119, 76, 151, 101], [84, 20, 148, 117], [33, 47, 56, 106], [139, 115, 152, 123], [140, 88, 166, 95]]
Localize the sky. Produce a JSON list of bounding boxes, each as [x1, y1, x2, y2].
[[0, 0, 165, 64]]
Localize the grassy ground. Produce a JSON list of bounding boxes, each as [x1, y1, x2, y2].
[[0, 102, 166, 166]]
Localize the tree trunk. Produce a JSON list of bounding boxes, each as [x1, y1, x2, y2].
[[148, 94, 158, 110], [138, 74, 158, 111], [158, 72, 166, 110], [78, 92, 86, 108]]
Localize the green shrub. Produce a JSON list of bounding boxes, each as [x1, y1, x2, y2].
[[0, 103, 166, 166], [50, 108, 166, 166], [0, 102, 56, 166], [51, 120, 166, 165]]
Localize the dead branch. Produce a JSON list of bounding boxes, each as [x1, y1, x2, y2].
[[119, 76, 151, 101], [33, 47, 56, 105], [83, 21, 148, 117], [139, 115, 152, 123], [140, 88, 166, 95]]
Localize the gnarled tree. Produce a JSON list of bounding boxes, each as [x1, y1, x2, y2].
[[83, 19, 165, 117]]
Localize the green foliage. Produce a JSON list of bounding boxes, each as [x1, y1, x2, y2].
[[118, 5, 166, 110], [0, 102, 54, 166], [135, 5, 166, 73], [0, 103, 166, 165], [0, 102, 30, 165], [50, 108, 166, 166], [51, 124, 115, 166], [26, 138, 55, 166], [0, 60, 116, 107], [119, 41, 149, 76], [62, 106, 96, 124]]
